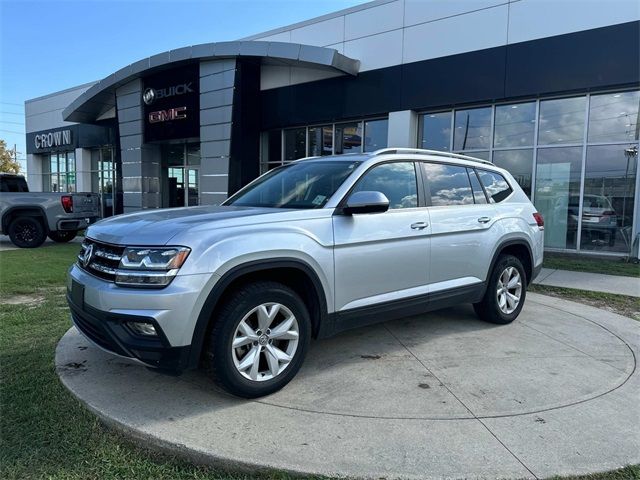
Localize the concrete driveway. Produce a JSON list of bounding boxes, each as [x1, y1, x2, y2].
[[56, 293, 639, 479]]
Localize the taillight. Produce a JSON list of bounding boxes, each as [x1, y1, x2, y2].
[[533, 212, 544, 229], [61, 195, 73, 213]]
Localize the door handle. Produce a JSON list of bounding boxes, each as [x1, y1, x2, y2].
[[410, 222, 429, 230], [477, 216, 491, 224]]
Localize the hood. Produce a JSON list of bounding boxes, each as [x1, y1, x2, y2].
[[86, 206, 282, 245]]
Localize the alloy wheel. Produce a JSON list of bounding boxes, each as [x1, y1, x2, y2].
[[496, 266, 522, 315], [16, 220, 37, 243], [231, 302, 300, 382]]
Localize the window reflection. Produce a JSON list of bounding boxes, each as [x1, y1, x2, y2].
[[335, 123, 362, 154], [308, 125, 333, 156], [493, 149, 533, 197], [364, 119, 388, 152], [477, 170, 512, 203], [284, 128, 306, 161], [494, 102, 536, 147], [353, 162, 417, 209], [538, 96, 586, 145], [422, 163, 473, 206], [454, 107, 491, 150], [588, 91, 640, 143], [421, 111, 452, 151], [535, 147, 583, 249], [580, 145, 637, 253]]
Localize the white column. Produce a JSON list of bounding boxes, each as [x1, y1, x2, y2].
[[387, 110, 419, 148], [75, 148, 93, 193], [26, 154, 43, 191]]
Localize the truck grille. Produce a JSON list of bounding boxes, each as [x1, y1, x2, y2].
[[78, 238, 125, 282]]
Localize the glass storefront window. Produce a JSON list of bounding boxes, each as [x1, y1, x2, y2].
[[580, 144, 637, 253], [456, 150, 490, 161], [335, 122, 362, 154], [454, 107, 491, 150], [162, 143, 200, 208], [535, 147, 583, 249], [284, 128, 306, 160], [308, 125, 333, 156], [588, 91, 640, 143], [419, 90, 639, 254], [420, 112, 451, 151], [538, 96, 586, 145], [44, 152, 76, 193], [493, 149, 533, 197], [494, 102, 536, 148], [363, 119, 388, 152]]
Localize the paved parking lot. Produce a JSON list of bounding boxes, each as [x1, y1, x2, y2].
[[56, 293, 639, 479]]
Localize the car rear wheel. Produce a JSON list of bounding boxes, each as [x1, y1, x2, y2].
[[204, 281, 311, 398], [473, 254, 526, 324], [48, 230, 78, 243], [8, 216, 46, 248]]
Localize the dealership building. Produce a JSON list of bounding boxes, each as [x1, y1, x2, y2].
[[25, 0, 639, 256]]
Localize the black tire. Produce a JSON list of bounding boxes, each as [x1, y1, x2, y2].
[[473, 254, 527, 325], [8, 216, 46, 248], [48, 230, 77, 243], [204, 281, 311, 398]]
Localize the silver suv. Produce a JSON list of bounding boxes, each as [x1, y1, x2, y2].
[[67, 148, 544, 398]]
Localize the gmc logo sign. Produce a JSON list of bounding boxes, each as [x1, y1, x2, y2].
[[148, 106, 187, 124]]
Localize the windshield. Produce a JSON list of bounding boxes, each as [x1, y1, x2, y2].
[[226, 160, 360, 209]]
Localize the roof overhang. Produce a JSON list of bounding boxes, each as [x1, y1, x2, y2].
[[62, 41, 360, 124]]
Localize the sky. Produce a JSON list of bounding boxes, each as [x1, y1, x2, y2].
[[0, 0, 365, 168]]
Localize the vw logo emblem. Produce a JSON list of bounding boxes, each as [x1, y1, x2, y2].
[[142, 88, 156, 105], [82, 244, 94, 268]]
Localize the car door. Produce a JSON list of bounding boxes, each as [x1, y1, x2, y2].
[[333, 161, 431, 312], [422, 163, 498, 291]]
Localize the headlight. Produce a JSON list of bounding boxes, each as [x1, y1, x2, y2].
[[115, 247, 190, 288]]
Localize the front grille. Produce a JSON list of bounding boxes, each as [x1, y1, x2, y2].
[[78, 238, 125, 282]]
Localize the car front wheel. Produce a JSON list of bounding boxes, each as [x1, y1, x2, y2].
[[473, 254, 526, 324], [204, 281, 311, 398]]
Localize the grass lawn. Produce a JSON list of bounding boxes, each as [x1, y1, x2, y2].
[[0, 244, 638, 479], [543, 252, 640, 278], [529, 284, 640, 321]]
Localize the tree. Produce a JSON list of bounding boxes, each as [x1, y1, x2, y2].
[[0, 139, 21, 174]]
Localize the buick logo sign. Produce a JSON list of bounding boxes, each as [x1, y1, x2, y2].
[[142, 88, 156, 105], [142, 82, 193, 106], [81, 244, 94, 268]]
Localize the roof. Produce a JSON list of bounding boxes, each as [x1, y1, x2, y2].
[[62, 41, 360, 124]]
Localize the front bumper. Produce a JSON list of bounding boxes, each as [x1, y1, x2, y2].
[[66, 263, 217, 372], [67, 293, 190, 371]]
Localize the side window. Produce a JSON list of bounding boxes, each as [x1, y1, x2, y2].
[[477, 170, 512, 203], [467, 168, 488, 204], [422, 162, 473, 206], [352, 162, 418, 209]]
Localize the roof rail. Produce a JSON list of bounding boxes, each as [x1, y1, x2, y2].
[[372, 148, 493, 166]]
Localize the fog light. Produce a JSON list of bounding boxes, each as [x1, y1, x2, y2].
[[127, 321, 157, 336]]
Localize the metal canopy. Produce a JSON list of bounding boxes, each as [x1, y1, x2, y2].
[[62, 41, 360, 124]]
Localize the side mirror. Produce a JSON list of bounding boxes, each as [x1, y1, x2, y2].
[[342, 191, 390, 215]]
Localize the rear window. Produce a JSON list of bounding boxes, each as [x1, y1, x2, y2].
[[0, 176, 29, 192], [477, 170, 512, 203]]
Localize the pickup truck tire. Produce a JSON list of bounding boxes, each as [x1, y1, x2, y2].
[[48, 230, 77, 243], [473, 254, 526, 325], [204, 281, 311, 398], [8, 216, 46, 248]]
